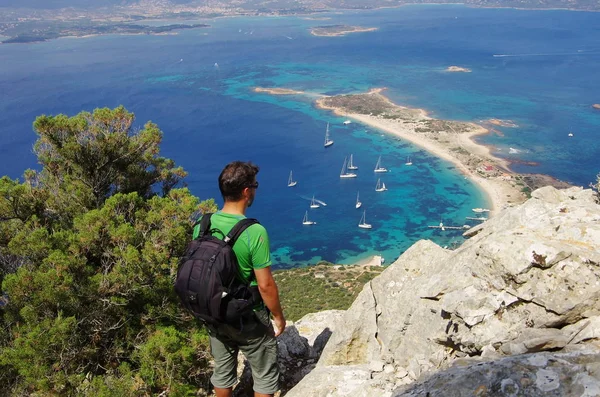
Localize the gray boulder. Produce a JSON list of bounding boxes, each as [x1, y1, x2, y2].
[[286, 187, 600, 396], [233, 310, 344, 396], [393, 351, 600, 397]]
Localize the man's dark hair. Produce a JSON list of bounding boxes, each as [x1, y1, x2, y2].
[[218, 161, 259, 201]]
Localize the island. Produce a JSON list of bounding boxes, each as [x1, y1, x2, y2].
[[310, 25, 378, 37], [446, 66, 472, 73], [593, 104, 600, 110], [253, 87, 307, 95]]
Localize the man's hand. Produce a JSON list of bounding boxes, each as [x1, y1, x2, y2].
[[255, 267, 286, 336], [273, 314, 286, 337]]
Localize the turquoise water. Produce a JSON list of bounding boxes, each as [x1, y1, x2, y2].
[[1, 5, 599, 267]]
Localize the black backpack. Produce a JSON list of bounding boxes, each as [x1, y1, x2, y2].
[[174, 213, 262, 326]]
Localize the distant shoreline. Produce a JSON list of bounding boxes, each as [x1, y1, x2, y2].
[[0, 23, 208, 44], [3, 5, 598, 45]]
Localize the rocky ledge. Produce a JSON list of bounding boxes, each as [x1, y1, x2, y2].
[[278, 186, 600, 396]]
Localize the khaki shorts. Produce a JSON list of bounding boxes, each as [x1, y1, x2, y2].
[[208, 309, 279, 394]]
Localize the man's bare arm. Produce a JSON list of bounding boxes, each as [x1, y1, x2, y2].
[[254, 266, 286, 336]]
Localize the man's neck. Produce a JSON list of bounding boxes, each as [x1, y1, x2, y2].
[[221, 201, 247, 216]]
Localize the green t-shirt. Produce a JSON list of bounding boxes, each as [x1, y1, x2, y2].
[[192, 212, 272, 286]]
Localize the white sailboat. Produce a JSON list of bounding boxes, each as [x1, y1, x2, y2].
[[405, 156, 413, 166], [340, 157, 357, 178], [347, 154, 358, 170], [358, 210, 372, 229], [374, 156, 388, 173], [324, 123, 334, 147], [310, 195, 320, 209], [355, 191, 362, 209], [375, 178, 387, 192], [302, 211, 316, 225], [287, 170, 297, 187]]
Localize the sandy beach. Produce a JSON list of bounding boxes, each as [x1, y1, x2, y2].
[[344, 114, 516, 211]]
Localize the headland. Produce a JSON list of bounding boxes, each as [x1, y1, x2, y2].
[[254, 86, 572, 215]]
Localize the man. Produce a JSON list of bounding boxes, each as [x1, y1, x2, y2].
[[193, 161, 286, 397]]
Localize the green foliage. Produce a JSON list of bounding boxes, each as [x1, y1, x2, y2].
[[133, 326, 211, 395], [0, 107, 218, 395], [32, 106, 187, 217]]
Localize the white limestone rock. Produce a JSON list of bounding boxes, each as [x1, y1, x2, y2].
[[285, 187, 600, 396]]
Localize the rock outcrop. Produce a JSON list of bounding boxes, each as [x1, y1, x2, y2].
[[393, 351, 600, 397], [233, 310, 345, 396], [286, 187, 600, 396]]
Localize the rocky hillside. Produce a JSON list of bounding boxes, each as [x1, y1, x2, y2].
[[273, 186, 600, 396]]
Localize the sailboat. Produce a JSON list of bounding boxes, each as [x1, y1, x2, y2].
[[340, 157, 357, 178], [355, 191, 362, 209], [374, 156, 388, 173], [405, 156, 413, 166], [358, 210, 372, 229], [310, 195, 320, 209], [287, 171, 297, 187], [324, 123, 334, 147], [347, 154, 358, 170], [375, 178, 387, 192], [302, 211, 316, 225]]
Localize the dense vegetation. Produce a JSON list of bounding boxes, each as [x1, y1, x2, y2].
[[0, 106, 217, 396]]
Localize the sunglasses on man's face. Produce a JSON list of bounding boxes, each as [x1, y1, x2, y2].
[[247, 182, 259, 189]]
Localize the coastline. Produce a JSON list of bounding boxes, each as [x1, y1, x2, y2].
[[5, 5, 598, 45], [314, 89, 524, 214], [252, 85, 528, 214], [327, 113, 514, 214]]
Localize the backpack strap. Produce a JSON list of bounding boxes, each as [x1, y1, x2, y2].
[[196, 213, 213, 238], [224, 218, 259, 246], [226, 218, 260, 285]]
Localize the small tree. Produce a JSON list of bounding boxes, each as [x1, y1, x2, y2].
[[33, 106, 186, 219]]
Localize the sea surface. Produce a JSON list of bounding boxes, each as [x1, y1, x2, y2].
[[1, 5, 599, 268]]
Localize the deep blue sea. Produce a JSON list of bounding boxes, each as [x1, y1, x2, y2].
[[1, 5, 599, 268]]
